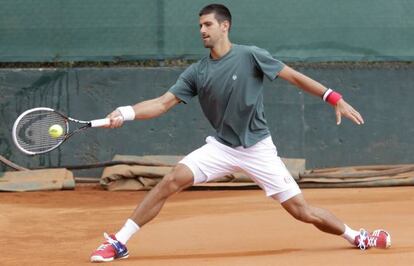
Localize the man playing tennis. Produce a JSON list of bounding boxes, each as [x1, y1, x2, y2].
[[91, 4, 391, 262]]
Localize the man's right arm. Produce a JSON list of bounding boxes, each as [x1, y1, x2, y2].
[[106, 92, 181, 128]]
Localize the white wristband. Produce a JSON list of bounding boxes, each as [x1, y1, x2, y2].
[[322, 88, 333, 102], [116, 106, 135, 121]]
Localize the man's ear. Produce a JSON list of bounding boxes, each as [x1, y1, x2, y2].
[[221, 20, 230, 32]]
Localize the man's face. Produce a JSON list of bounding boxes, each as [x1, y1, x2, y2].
[[199, 13, 227, 48]]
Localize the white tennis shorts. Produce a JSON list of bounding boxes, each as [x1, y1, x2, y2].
[[179, 136, 301, 203]]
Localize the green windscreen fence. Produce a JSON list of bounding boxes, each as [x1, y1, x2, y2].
[[1, 0, 413, 62]]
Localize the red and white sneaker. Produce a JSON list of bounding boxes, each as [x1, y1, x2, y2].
[[90, 233, 129, 262], [354, 229, 391, 250]]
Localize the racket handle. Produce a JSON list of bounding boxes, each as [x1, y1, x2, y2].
[[90, 118, 111, 127]]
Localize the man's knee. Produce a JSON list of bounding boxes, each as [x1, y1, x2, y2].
[[159, 164, 194, 194]]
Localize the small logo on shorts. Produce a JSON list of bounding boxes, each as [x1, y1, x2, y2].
[[232, 74, 237, 80]]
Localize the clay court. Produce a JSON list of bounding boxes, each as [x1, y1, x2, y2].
[[1, 185, 413, 266]]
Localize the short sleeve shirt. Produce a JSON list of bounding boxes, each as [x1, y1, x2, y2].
[[168, 44, 285, 148]]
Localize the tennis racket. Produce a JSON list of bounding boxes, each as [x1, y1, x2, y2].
[[12, 107, 110, 155]]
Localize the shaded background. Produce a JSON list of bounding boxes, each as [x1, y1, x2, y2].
[[0, 1, 413, 176], [1, 0, 413, 62]]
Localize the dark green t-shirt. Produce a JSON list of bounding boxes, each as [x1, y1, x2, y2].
[[169, 44, 285, 148]]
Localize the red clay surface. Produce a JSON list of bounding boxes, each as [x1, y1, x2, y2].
[[1, 185, 413, 266]]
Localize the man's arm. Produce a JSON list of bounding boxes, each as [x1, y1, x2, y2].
[[278, 65, 364, 125], [106, 92, 181, 128]]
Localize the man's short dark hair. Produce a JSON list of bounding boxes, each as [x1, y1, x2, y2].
[[199, 4, 232, 30]]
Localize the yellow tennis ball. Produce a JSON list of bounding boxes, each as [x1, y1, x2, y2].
[[49, 124, 63, 138]]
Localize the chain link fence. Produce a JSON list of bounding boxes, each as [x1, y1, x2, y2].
[[1, 0, 413, 62]]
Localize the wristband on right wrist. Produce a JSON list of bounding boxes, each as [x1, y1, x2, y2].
[[116, 106, 135, 121]]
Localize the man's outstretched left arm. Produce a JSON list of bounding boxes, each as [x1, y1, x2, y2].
[[278, 65, 364, 125]]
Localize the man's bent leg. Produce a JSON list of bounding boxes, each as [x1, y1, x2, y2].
[[91, 163, 194, 262], [130, 163, 194, 226]]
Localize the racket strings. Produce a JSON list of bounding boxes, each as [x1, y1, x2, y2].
[[15, 110, 68, 153]]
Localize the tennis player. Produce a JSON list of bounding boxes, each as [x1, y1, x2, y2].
[[91, 4, 391, 262]]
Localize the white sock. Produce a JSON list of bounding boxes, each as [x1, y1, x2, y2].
[[341, 224, 360, 245], [115, 219, 140, 245]]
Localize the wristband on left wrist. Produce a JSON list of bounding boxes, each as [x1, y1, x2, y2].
[[322, 88, 342, 106]]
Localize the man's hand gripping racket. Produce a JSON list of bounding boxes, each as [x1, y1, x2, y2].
[[12, 107, 111, 155], [105, 105, 135, 128]]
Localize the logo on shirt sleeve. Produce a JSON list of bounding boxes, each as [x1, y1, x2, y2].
[[232, 74, 237, 80]]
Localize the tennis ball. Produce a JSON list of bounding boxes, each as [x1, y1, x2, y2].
[[49, 124, 63, 138]]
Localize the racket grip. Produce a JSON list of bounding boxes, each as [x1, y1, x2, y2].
[[90, 118, 111, 127]]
